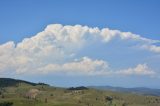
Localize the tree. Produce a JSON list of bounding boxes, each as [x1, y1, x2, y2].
[[105, 96, 113, 106], [1, 95, 4, 99], [45, 98, 47, 103], [122, 102, 128, 106]]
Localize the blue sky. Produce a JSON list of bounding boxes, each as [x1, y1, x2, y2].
[[0, 0, 160, 44], [0, 0, 160, 88]]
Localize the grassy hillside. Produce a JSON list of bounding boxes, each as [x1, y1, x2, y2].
[[0, 78, 160, 106]]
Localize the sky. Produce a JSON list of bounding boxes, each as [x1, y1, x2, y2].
[[0, 0, 160, 88]]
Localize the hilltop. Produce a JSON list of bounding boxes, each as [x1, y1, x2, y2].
[[0, 78, 37, 87], [0, 78, 48, 87]]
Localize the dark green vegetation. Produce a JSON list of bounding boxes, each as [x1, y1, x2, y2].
[[0, 78, 37, 87], [0, 101, 13, 106], [0, 78, 48, 87], [67, 86, 88, 90], [0, 78, 160, 106]]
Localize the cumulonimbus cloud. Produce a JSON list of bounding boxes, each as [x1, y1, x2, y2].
[[0, 24, 159, 76]]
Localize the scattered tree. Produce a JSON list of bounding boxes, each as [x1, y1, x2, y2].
[[1, 95, 5, 99], [45, 98, 47, 103], [122, 102, 128, 106], [50, 94, 53, 96], [105, 96, 113, 106]]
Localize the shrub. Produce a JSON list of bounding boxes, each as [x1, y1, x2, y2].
[[1, 95, 4, 98], [0, 102, 13, 106], [122, 102, 128, 106]]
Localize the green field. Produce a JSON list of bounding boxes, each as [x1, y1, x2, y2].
[[0, 82, 160, 106]]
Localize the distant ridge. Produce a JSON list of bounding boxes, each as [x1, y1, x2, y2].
[[67, 86, 88, 90], [0, 78, 48, 87], [89, 86, 160, 96]]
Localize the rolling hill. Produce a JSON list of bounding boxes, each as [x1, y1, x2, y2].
[[0, 78, 37, 87], [0, 78, 48, 87], [0, 78, 160, 106]]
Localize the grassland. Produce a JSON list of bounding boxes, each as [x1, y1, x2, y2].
[[0, 82, 160, 106]]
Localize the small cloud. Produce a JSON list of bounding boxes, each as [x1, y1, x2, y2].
[[116, 64, 155, 76], [140, 44, 160, 53]]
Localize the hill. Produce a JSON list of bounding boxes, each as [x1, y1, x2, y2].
[[0, 78, 48, 87], [0, 78, 160, 106]]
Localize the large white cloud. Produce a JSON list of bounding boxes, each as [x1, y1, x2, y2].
[[0, 24, 159, 76]]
